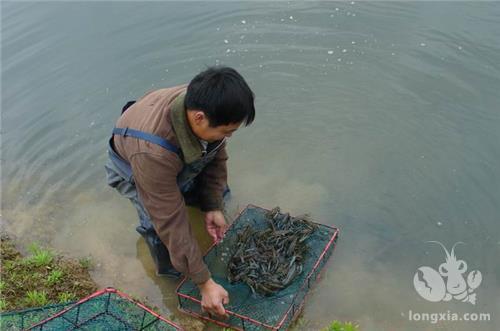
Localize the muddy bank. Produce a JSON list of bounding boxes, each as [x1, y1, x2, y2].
[[0, 233, 97, 311], [0, 233, 207, 330]]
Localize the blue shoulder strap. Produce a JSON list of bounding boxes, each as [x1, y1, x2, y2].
[[112, 127, 180, 155]]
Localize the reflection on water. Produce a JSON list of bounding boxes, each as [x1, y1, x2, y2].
[[2, 1, 500, 330]]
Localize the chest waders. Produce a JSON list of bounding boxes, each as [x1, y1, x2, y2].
[[105, 101, 226, 277]]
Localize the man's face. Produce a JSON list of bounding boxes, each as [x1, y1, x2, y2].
[[188, 110, 241, 142]]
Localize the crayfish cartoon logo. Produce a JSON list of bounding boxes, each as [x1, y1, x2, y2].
[[413, 241, 482, 305]]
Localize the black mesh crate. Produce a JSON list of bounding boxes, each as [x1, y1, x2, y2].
[[176, 205, 339, 330], [1, 301, 76, 330], [0, 288, 183, 330]]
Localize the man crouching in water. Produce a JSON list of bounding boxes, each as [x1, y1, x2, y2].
[[105, 66, 255, 317]]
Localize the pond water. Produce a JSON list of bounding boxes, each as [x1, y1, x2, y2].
[[2, 2, 499, 330]]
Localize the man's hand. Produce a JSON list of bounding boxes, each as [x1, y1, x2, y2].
[[198, 278, 229, 318], [204, 210, 228, 243]]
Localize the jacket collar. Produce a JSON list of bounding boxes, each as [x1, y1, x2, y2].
[[170, 92, 203, 164]]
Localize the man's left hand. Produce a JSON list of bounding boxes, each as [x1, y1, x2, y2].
[[204, 210, 228, 243]]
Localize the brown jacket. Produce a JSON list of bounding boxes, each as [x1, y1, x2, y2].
[[113, 84, 228, 284]]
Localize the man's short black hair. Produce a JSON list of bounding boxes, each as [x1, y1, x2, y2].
[[185, 66, 255, 127]]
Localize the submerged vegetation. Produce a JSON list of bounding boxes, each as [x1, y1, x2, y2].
[[0, 233, 97, 311], [322, 320, 360, 331], [289, 316, 360, 331]]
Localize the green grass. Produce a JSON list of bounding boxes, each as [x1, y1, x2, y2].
[[25, 290, 48, 307], [290, 316, 310, 330], [1, 235, 98, 311], [78, 257, 93, 269], [46, 269, 64, 286], [0, 299, 6, 311], [58, 292, 76, 303], [323, 320, 360, 331], [26, 243, 54, 267]]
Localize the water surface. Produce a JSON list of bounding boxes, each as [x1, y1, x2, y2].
[[2, 2, 499, 330]]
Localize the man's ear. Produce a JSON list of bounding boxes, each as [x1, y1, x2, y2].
[[193, 111, 206, 124]]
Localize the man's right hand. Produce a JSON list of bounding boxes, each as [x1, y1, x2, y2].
[[198, 278, 229, 318]]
